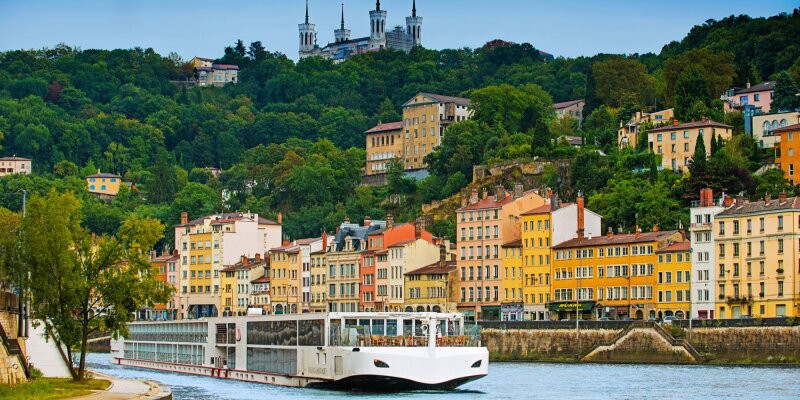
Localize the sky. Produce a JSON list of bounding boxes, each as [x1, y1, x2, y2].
[[0, 0, 796, 61]]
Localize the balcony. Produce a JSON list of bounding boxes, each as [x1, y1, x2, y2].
[[689, 222, 712, 230]]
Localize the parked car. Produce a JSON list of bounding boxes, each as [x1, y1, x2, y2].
[[597, 317, 611, 321], [661, 316, 676, 325], [560, 318, 570, 321]]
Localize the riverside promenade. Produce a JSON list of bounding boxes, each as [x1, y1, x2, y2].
[[72, 371, 171, 400]]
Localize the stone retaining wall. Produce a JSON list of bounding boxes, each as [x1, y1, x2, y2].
[[482, 328, 620, 361], [687, 326, 800, 363]]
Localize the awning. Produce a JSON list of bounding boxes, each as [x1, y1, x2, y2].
[[548, 301, 596, 312]]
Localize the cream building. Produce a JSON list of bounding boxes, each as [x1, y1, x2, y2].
[[617, 108, 674, 149], [173, 212, 282, 319], [401, 93, 472, 171], [752, 111, 800, 149], [648, 119, 733, 172], [0, 156, 31, 176], [365, 121, 403, 176], [553, 99, 585, 127], [387, 236, 442, 311]]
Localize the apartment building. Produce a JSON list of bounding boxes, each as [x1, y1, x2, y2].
[[774, 123, 800, 185], [551, 229, 684, 320], [689, 188, 727, 319], [617, 108, 674, 149], [456, 184, 547, 321], [401, 93, 472, 171], [721, 81, 775, 113], [500, 240, 523, 320], [648, 119, 733, 172], [0, 156, 31, 176], [86, 171, 122, 197], [404, 259, 458, 313], [190, 57, 238, 87], [520, 194, 602, 321], [174, 211, 282, 319], [714, 194, 800, 318], [387, 236, 442, 312], [326, 219, 385, 312], [553, 99, 585, 127], [249, 275, 270, 313], [364, 122, 403, 176], [269, 244, 301, 315], [309, 239, 329, 313], [752, 111, 800, 149], [655, 242, 692, 319], [220, 255, 267, 316], [147, 249, 179, 321]]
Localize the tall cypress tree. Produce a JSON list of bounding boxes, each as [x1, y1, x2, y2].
[[710, 132, 718, 155]]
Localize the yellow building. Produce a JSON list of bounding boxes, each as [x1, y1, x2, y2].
[[86, 171, 122, 197], [521, 205, 553, 321], [404, 260, 458, 313], [401, 93, 472, 171], [500, 240, 524, 320], [309, 247, 328, 313], [617, 108, 674, 149], [648, 119, 733, 172], [365, 122, 403, 176], [220, 255, 267, 316], [655, 241, 692, 319], [715, 195, 800, 318], [551, 230, 684, 320], [269, 245, 301, 315]]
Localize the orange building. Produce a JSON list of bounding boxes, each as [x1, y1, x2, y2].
[[774, 123, 800, 185], [149, 249, 179, 320]]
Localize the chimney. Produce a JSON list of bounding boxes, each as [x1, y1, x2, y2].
[[606, 226, 614, 237], [513, 183, 524, 199], [282, 239, 290, 246], [576, 191, 585, 239], [241, 255, 249, 266], [764, 193, 771, 203], [277, 212, 282, 225], [149, 250, 157, 260], [550, 190, 559, 212], [180, 211, 188, 225], [653, 224, 660, 232], [723, 195, 734, 207], [172, 249, 179, 257], [673, 119, 679, 126], [495, 185, 506, 202], [735, 195, 745, 205], [255, 253, 261, 261], [746, 80, 751, 89], [470, 189, 479, 205], [482, 188, 488, 200], [779, 192, 787, 202], [414, 217, 424, 239], [461, 192, 468, 208], [635, 225, 641, 239], [386, 213, 394, 229], [363, 215, 372, 227], [322, 231, 328, 251]]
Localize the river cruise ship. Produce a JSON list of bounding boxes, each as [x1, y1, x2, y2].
[[110, 312, 488, 391]]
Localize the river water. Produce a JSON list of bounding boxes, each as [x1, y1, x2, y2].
[[86, 353, 800, 399]]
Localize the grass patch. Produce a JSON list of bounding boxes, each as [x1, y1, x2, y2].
[[0, 378, 111, 400]]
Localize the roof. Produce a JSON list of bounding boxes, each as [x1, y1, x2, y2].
[[406, 261, 456, 275], [193, 57, 213, 61], [457, 191, 515, 211], [271, 245, 300, 254], [717, 197, 800, 217], [0, 156, 30, 161], [388, 239, 417, 248], [553, 99, 584, 109], [294, 237, 321, 245], [416, 92, 471, 106], [648, 120, 732, 133], [179, 212, 279, 227], [773, 123, 800, 134], [251, 276, 270, 284], [521, 204, 553, 215], [329, 221, 386, 252], [221, 258, 266, 272], [311, 250, 326, 255], [86, 172, 121, 178], [212, 64, 239, 70], [732, 81, 775, 95], [365, 121, 403, 134], [553, 230, 682, 249], [656, 241, 691, 253], [560, 135, 583, 146], [501, 239, 522, 248], [151, 254, 178, 262]]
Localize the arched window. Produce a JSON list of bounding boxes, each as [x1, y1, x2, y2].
[[764, 121, 771, 132], [780, 119, 788, 127], [371, 20, 375, 34], [772, 120, 779, 131]]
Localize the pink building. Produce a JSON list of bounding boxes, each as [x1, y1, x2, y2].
[[455, 184, 546, 321], [721, 81, 775, 113]]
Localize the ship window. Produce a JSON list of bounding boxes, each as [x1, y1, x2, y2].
[[298, 319, 324, 346], [247, 320, 298, 346]]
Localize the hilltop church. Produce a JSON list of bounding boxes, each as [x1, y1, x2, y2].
[[299, 0, 422, 62]]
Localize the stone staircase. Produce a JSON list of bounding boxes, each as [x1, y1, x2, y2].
[[579, 321, 703, 363]]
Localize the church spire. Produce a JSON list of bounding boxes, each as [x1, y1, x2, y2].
[[340, 3, 345, 29], [412, 0, 416, 17], [376, 0, 380, 11], [305, 0, 309, 24]]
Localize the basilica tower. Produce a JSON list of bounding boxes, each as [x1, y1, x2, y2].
[[405, 0, 423, 47], [334, 3, 351, 43], [298, 0, 317, 57], [368, 0, 387, 50]]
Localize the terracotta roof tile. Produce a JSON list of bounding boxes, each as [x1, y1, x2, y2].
[[365, 121, 403, 134], [648, 120, 732, 133], [656, 241, 691, 253], [416, 92, 471, 106], [553, 99, 584, 109], [718, 197, 800, 216], [553, 230, 683, 249], [774, 123, 800, 134], [406, 261, 456, 275]]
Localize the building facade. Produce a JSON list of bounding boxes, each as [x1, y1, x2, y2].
[[752, 111, 800, 149], [190, 57, 238, 87], [648, 119, 733, 172], [220, 255, 267, 316], [551, 230, 685, 320], [299, 1, 422, 63], [0, 156, 31, 176], [689, 189, 727, 319], [365, 121, 403, 176], [401, 92, 472, 171], [174, 212, 281, 319], [721, 81, 775, 113], [553, 99, 585, 127], [148, 249, 179, 321], [715, 194, 800, 318], [404, 260, 457, 313], [500, 240, 523, 320], [326, 219, 386, 312], [655, 242, 692, 319], [309, 243, 328, 313], [86, 171, 122, 197], [617, 108, 674, 149], [456, 185, 547, 321], [774, 123, 800, 185]]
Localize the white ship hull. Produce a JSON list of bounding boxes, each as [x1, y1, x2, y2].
[[111, 312, 488, 391]]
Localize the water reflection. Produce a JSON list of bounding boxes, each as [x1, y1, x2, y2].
[[86, 353, 800, 399]]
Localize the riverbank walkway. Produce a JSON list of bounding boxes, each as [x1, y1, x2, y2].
[[70, 371, 171, 400]]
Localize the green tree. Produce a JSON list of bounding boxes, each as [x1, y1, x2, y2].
[[771, 71, 800, 112], [142, 148, 178, 204], [21, 191, 172, 380], [673, 67, 710, 121], [591, 57, 654, 108]]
